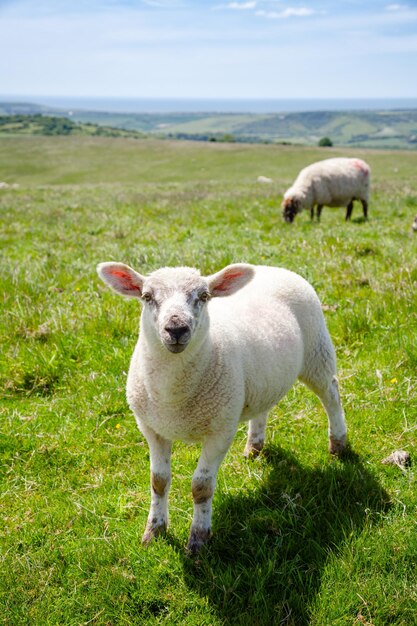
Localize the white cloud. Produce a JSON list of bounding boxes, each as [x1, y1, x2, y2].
[[226, 1, 257, 9], [386, 3, 408, 10], [256, 7, 315, 19]]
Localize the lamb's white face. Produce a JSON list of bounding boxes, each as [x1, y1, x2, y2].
[[97, 261, 255, 354], [141, 269, 210, 353]]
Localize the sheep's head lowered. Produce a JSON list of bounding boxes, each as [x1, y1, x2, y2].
[[97, 262, 254, 354], [282, 193, 303, 223]]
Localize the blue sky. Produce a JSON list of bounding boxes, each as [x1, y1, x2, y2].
[[1, 0, 417, 99]]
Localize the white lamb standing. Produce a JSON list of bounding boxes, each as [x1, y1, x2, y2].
[[97, 261, 347, 554], [282, 157, 371, 223]]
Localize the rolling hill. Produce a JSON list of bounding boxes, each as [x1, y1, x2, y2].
[[1, 101, 417, 149]]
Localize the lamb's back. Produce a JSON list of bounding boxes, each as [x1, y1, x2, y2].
[[209, 266, 323, 366], [208, 266, 324, 392], [210, 266, 321, 325]]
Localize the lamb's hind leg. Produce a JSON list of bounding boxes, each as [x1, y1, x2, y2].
[[317, 375, 347, 455], [244, 412, 268, 458], [300, 334, 347, 455]]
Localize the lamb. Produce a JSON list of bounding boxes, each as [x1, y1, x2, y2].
[[97, 261, 347, 554], [282, 157, 371, 223]]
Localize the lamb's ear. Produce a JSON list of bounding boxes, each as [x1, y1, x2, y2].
[[206, 264, 255, 297], [97, 262, 145, 298]]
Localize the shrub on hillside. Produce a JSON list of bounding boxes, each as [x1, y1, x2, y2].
[[318, 136, 333, 147]]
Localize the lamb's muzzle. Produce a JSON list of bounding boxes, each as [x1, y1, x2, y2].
[[163, 321, 191, 352]]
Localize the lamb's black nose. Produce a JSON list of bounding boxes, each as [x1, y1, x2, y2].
[[165, 325, 190, 342]]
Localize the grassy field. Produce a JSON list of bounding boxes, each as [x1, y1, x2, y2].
[[1, 136, 417, 625]]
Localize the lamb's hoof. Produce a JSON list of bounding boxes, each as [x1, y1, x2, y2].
[[329, 434, 347, 456], [186, 527, 211, 556], [244, 441, 264, 459], [141, 521, 167, 546]]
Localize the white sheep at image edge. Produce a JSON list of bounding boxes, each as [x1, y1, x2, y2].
[[97, 262, 347, 554]]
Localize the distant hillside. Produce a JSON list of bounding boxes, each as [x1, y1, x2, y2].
[[0, 102, 417, 149], [61, 107, 417, 149], [0, 113, 145, 139]]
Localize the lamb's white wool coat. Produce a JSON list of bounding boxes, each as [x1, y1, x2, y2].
[[282, 157, 371, 222], [97, 262, 347, 554]]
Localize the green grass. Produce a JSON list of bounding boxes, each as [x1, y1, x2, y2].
[[0, 136, 416, 625]]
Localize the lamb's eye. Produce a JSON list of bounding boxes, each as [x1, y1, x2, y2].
[[199, 291, 210, 302], [142, 292, 152, 303]]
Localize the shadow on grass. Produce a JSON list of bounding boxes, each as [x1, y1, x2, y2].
[[351, 215, 368, 225], [180, 445, 390, 626]]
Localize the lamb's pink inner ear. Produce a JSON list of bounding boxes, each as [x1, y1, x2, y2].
[[108, 269, 141, 292], [209, 265, 254, 296], [98, 263, 143, 296], [213, 270, 246, 293]]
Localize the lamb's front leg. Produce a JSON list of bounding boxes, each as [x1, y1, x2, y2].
[[187, 430, 235, 555], [141, 424, 172, 545]]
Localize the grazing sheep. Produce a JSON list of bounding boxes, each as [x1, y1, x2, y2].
[[412, 215, 417, 232], [97, 262, 347, 554], [282, 157, 371, 223]]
